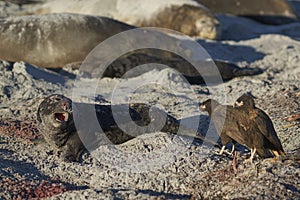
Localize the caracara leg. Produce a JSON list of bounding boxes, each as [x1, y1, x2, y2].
[[243, 148, 256, 163], [249, 148, 257, 162], [219, 145, 226, 155], [230, 144, 235, 155]]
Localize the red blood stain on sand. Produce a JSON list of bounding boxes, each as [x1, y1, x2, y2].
[[0, 178, 67, 199], [0, 119, 41, 141], [0, 119, 75, 199]]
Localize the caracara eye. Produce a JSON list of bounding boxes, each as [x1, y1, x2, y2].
[[55, 113, 68, 122]]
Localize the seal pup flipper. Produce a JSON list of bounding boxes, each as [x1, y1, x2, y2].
[[214, 61, 263, 81]]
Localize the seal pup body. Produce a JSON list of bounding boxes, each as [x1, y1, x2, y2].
[[38, 94, 217, 161], [89, 49, 263, 85]]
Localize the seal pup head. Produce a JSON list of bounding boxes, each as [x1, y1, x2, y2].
[[37, 94, 74, 130], [37, 94, 86, 162]]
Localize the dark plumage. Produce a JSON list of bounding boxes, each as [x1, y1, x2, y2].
[[201, 96, 285, 162], [234, 94, 285, 159], [200, 99, 237, 155]]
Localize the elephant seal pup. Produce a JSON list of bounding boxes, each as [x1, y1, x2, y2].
[[36, 94, 181, 161], [37, 94, 219, 161], [0, 13, 133, 68], [31, 0, 221, 39], [37, 94, 85, 162]]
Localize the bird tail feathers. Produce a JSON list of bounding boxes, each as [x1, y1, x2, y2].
[[257, 148, 285, 158], [256, 148, 274, 158], [272, 150, 285, 157]]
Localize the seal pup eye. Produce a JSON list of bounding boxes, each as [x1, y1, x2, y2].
[[54, 113, 68, 122], [49, 95, 62, 102]]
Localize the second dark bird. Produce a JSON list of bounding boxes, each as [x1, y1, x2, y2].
[[200, 99, 238, 155]]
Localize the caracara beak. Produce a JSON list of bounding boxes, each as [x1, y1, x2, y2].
[[234, 101, 244, 108], [200, 104, 206, 110]]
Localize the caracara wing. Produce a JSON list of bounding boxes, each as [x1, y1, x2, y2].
[[255, 109, 284, 151], [211, 105, 246, 145], [210, 105, 227, 133]]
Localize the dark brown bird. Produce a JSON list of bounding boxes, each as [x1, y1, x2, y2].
[[234, 93, 285, 160], [200, 99, 237, 155]]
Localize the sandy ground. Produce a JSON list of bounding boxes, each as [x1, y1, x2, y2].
[[0, 1, 299, 200]]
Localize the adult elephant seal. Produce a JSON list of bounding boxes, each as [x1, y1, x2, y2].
[[30, 0, 221, 39], [0, 13, 261, 84], [0, 13, 133, 68]]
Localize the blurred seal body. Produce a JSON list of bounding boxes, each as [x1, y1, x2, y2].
[[0, 13, 133, 68], [1, 0, 41, 7], [0, 13, 261, 83], [32, 0, 221, 39]]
